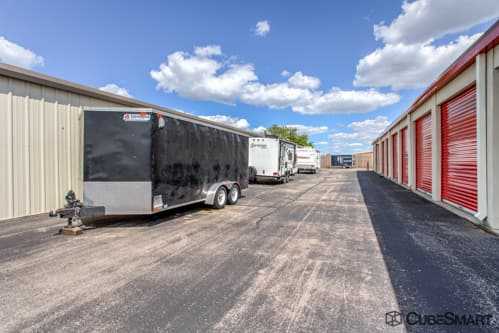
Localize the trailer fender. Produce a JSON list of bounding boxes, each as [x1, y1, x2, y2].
[[205, 181, 239, 206]]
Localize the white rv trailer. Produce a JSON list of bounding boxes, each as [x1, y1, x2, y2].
[[248, 137, 296, 183], [296, 147, 320, 173]]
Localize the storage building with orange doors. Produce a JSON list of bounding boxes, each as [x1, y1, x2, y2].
[[372, 20, 499, 235]]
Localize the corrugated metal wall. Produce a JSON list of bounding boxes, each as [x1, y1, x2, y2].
[[352, 152, 372, 169], [0, 75, 124, 220], [320, 154, 331, 168]]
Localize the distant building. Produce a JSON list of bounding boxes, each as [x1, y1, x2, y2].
[[332, 155, 352, 167], [320, 154, 331, 168], [352, 151, 373, 170]]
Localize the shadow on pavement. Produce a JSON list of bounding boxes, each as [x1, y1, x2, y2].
[[82, 202, 208, 229], [356, 171, 499, 332]]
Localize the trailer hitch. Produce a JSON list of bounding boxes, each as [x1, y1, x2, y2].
[[49, 190, 105, 235]]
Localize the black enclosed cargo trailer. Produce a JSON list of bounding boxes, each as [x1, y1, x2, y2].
[[82, 107, 249, 215]]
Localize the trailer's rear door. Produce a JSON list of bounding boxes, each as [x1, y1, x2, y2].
[[84, 110, 152, 214]]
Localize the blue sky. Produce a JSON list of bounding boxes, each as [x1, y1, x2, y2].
[[1, 0, 498, 153]]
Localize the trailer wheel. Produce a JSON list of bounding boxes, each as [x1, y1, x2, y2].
[[227, 184, 240, 205], [248, 167, 257, 184], [213, 186, 227, 209]]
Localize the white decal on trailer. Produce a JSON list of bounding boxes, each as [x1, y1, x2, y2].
[[123, 113, 151, 122]]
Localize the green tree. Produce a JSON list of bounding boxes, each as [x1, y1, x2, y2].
[[266, 125, 313, 147]]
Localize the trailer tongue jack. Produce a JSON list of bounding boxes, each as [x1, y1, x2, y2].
[[49, 190, 105, 235]]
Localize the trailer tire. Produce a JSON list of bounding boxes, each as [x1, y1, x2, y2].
[[248, 167, 257, 184], [227, 184, 240, 205], [213, 186, 227, 209]]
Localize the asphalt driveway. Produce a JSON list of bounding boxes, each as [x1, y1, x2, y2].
[[0, 169, 497, 332]]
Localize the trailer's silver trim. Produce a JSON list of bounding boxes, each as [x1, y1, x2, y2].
[[84, 181, 152, 215], [153, 199, 206, 213], [204, 181, 239, 205], [84, 180, 242, 215]]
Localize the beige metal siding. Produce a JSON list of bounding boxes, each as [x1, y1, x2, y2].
[[353, 151, 373, 169], [0, 75, 124, 220], [320, 154, 331, 168]]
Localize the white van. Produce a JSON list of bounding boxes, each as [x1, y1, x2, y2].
[[249, 137, 296, 183]]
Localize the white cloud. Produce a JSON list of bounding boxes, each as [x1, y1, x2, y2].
[[255, 20, 271, 36], [348, 116, 391, 139], [329, 116, 389, 153], [0, 36, 44, 69], [314, 141, 328, 145], [287, 71, 321, 90], [285, 124, 328, 136], [151, 46, 400, 115], [293, 88, 400, 114], [240, 81, 315, 110], [240, 80, 399, 115], [99, 83, 132, 97], [281, 70, 290, 77], [194, 45, 222, 57], [150, 47, 257, 104], [198, 115, 250, 130], [354, 33, 481, 90], [374, 0, 499, 44], [355, 0, 498, 90], [240, 124, 327, 136], [253, 126, 267, 133]]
